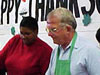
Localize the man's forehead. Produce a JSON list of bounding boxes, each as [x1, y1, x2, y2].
[[47, 18, 60, 24]]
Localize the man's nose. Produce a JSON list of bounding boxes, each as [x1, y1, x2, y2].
[[48, 32, 54, 37]]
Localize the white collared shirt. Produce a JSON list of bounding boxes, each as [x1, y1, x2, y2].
[[45, 34, 100, 75]]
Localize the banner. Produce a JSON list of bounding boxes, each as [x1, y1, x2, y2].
[[0, 0, 100, 49]]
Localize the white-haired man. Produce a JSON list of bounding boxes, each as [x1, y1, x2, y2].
[[45, 7, 100, 75]]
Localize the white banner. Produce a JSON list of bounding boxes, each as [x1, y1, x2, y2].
[[0, 0, 100, 49]]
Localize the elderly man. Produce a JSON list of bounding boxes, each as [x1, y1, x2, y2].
[[45, 7, 100, 75]]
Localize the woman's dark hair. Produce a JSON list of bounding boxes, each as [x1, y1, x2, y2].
[[96, 28, 100, 43], [20, 16, 38, 32]]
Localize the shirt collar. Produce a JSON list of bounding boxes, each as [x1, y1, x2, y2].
[[60, 34, 79, 51]]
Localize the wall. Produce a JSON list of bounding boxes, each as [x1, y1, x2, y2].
[[0, 0, 100, 50]]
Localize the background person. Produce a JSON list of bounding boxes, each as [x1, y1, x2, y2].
[[96, 28, 100, 47], [45, 7, 100, 75], [0, 16, 52, 75]]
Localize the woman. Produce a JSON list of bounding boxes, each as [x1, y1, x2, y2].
[[0, 16, 52, 75]]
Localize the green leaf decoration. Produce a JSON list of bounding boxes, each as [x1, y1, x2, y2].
[[82, 14, 91, 26], [11, 26, 15, 35]]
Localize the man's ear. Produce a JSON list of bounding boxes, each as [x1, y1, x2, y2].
[[66, 25, 73, 32]]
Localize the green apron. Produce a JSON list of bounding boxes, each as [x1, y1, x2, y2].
[[55, 32, 77, 75]]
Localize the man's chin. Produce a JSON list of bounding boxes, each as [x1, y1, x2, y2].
[[53, 41, 58, 44], [53, 40, 61, 45]]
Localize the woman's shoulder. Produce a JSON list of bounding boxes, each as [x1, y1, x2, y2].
[[37, 37, 51, 47], [11, 34, 20, 40], [8, 34, 21, 44]]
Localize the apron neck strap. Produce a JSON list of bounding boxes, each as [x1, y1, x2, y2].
[[69, 32, 77, 60], [57, 32, 77, 60]]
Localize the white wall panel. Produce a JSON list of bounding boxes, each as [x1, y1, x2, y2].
[[0, 0, 100, 50]]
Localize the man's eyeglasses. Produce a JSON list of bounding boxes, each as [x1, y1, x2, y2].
[[46, 28, 58, 33], [46, 25, 66, 33]]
